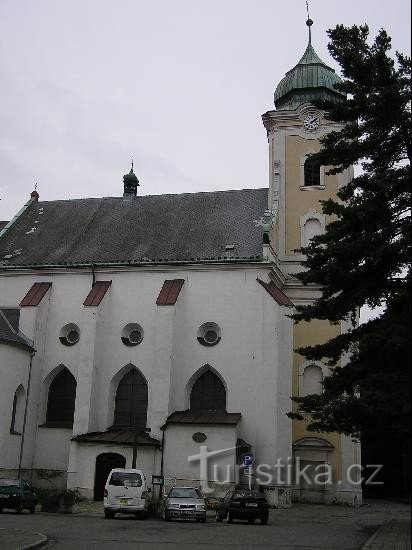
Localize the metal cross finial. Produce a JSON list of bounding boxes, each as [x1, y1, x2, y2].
[[34, 183, 38, 191], [306, 1, 313, 45], [131, 159, 134, 171]]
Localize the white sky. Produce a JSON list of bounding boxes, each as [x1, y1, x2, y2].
[[0, 0, 410, 220]]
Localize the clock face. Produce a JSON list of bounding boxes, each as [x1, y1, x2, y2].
[[303, 115, 320, 131]]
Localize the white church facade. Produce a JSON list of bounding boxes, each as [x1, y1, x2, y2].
[[0, 23, 361, 506]]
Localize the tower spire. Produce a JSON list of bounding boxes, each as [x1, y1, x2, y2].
[[306, 1, 313, 44]]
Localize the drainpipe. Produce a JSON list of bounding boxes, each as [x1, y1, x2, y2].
[[18, 348, 36, 479]]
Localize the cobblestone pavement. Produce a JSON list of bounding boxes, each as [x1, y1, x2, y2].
[[0, 498, 409, 549]]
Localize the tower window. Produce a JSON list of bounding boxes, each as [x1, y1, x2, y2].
[[304, 157, 321, 187]]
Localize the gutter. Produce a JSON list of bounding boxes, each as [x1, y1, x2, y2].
[[0, 257, 271, 272]]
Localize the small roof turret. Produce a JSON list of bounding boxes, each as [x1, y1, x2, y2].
[[273, 18, 345, 111], [123, 162, 139, 198]]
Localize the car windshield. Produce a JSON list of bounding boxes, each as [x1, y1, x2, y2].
[[168, 488, 202, 499], [0, 479, 20, 488], [109, 472, 142, 487]]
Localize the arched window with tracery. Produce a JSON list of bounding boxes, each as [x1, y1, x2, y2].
[[304, 157, 321, 186], [190, 370, 226, 411], [113, 369, 148, 429], [46, 368, 77, 425]]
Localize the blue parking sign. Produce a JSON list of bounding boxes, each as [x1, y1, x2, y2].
[[242, 453, 253, 467]]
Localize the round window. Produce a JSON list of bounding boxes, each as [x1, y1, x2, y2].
[[121, 323, 144, 347], [197, 322, 221, 347], [204, 329, 218, 344], [59, 323, 81, 347], [193, 432, 207, 443]]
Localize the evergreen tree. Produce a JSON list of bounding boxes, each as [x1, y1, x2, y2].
[[289, 25, 411, 445]]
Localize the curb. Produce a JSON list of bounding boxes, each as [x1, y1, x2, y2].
[[20, 532, 48, 550]]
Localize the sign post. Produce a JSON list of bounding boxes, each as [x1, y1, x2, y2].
[[242, 454, 254, 490]]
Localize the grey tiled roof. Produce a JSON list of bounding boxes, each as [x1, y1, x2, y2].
[[0, 308, 33, 350], [0, 189, 267, 267]]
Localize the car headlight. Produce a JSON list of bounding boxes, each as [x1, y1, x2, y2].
[[196, 504, 206, 510], [168, 503, 180, 509], [11, 493, 18, 497]]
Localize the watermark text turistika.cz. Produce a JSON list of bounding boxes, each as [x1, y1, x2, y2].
[[188, 445, 382, 494]]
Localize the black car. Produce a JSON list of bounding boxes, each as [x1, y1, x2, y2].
[[216, 490, 269, 524], [0, 478, 37, 514]]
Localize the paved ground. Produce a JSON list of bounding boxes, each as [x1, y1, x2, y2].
[[0, 499, 410, 549]]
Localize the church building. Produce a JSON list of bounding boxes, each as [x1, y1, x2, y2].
[[0, 20, 361, 506]]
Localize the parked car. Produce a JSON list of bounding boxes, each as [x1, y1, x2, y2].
[[0, 478, 37, 514], [103, 469, 151, 519], [163, 486, 206, 522], [215, 489, 269, 524]]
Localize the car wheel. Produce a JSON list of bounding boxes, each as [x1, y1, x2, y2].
[[227, 513, 233, 524], [104, 510, 115, 519], [261, 516, 268, 525], [16, 504, 23, 514], [164, 510, 171, 522], [0, 508, 3, 513], [216, 511, 223, 522], [29, 506, 36, 514], [248, 518, 254, 524]]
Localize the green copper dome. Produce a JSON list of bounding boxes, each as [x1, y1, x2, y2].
[[274, 40, 345, 110]]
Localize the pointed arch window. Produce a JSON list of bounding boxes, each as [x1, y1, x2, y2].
[[190, 370, 226, 412], [46, 368, 77, 425], [10, 385, 25, 434], [113, 369, 148, 429], [304, 157, 321, 186]]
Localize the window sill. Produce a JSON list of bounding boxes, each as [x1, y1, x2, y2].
[[38, 422, 73, 429], [299, 185, 325, 191], [10, 430, 22, 435]]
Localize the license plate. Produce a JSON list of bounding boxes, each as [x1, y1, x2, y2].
[[120, 498, 129, 504], [246, 502, 258, 507]]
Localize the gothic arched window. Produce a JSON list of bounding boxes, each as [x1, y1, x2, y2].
[[304, 157, 321, 186], [190, 370, 226, 412], [46, 368, 77, 424], [113, 369, 148, 429], [10, 385, 25, 434]]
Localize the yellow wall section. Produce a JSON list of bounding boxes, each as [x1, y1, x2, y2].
[[285, 135, 339, 255], [292, 319, 342, 481]]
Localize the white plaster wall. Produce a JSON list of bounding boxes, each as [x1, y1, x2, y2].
[[0, 265, 293, 494], [163, 424, 237, 484], [32, 427, 73, 470], [0, 343, 30, 469]]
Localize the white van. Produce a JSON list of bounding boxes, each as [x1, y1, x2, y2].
[[103, 468, 151, 519]]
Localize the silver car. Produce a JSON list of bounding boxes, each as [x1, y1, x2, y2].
[[163, 486, 206, 522]]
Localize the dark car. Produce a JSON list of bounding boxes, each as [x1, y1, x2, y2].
[[215, 490, 269, 524], [0, 478, 37, 514]]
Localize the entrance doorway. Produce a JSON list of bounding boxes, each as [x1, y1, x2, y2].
[[93, 452, 126, 501]]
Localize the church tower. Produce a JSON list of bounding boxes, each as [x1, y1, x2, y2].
[[263, 19, 361, 504]]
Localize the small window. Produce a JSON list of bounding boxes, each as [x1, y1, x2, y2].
[[197, 322, 221, 347], [59, 323, 80, 346], [304, 157, 321, 187]]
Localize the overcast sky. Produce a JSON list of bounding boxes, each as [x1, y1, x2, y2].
[[0, 0, 410, 220]]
